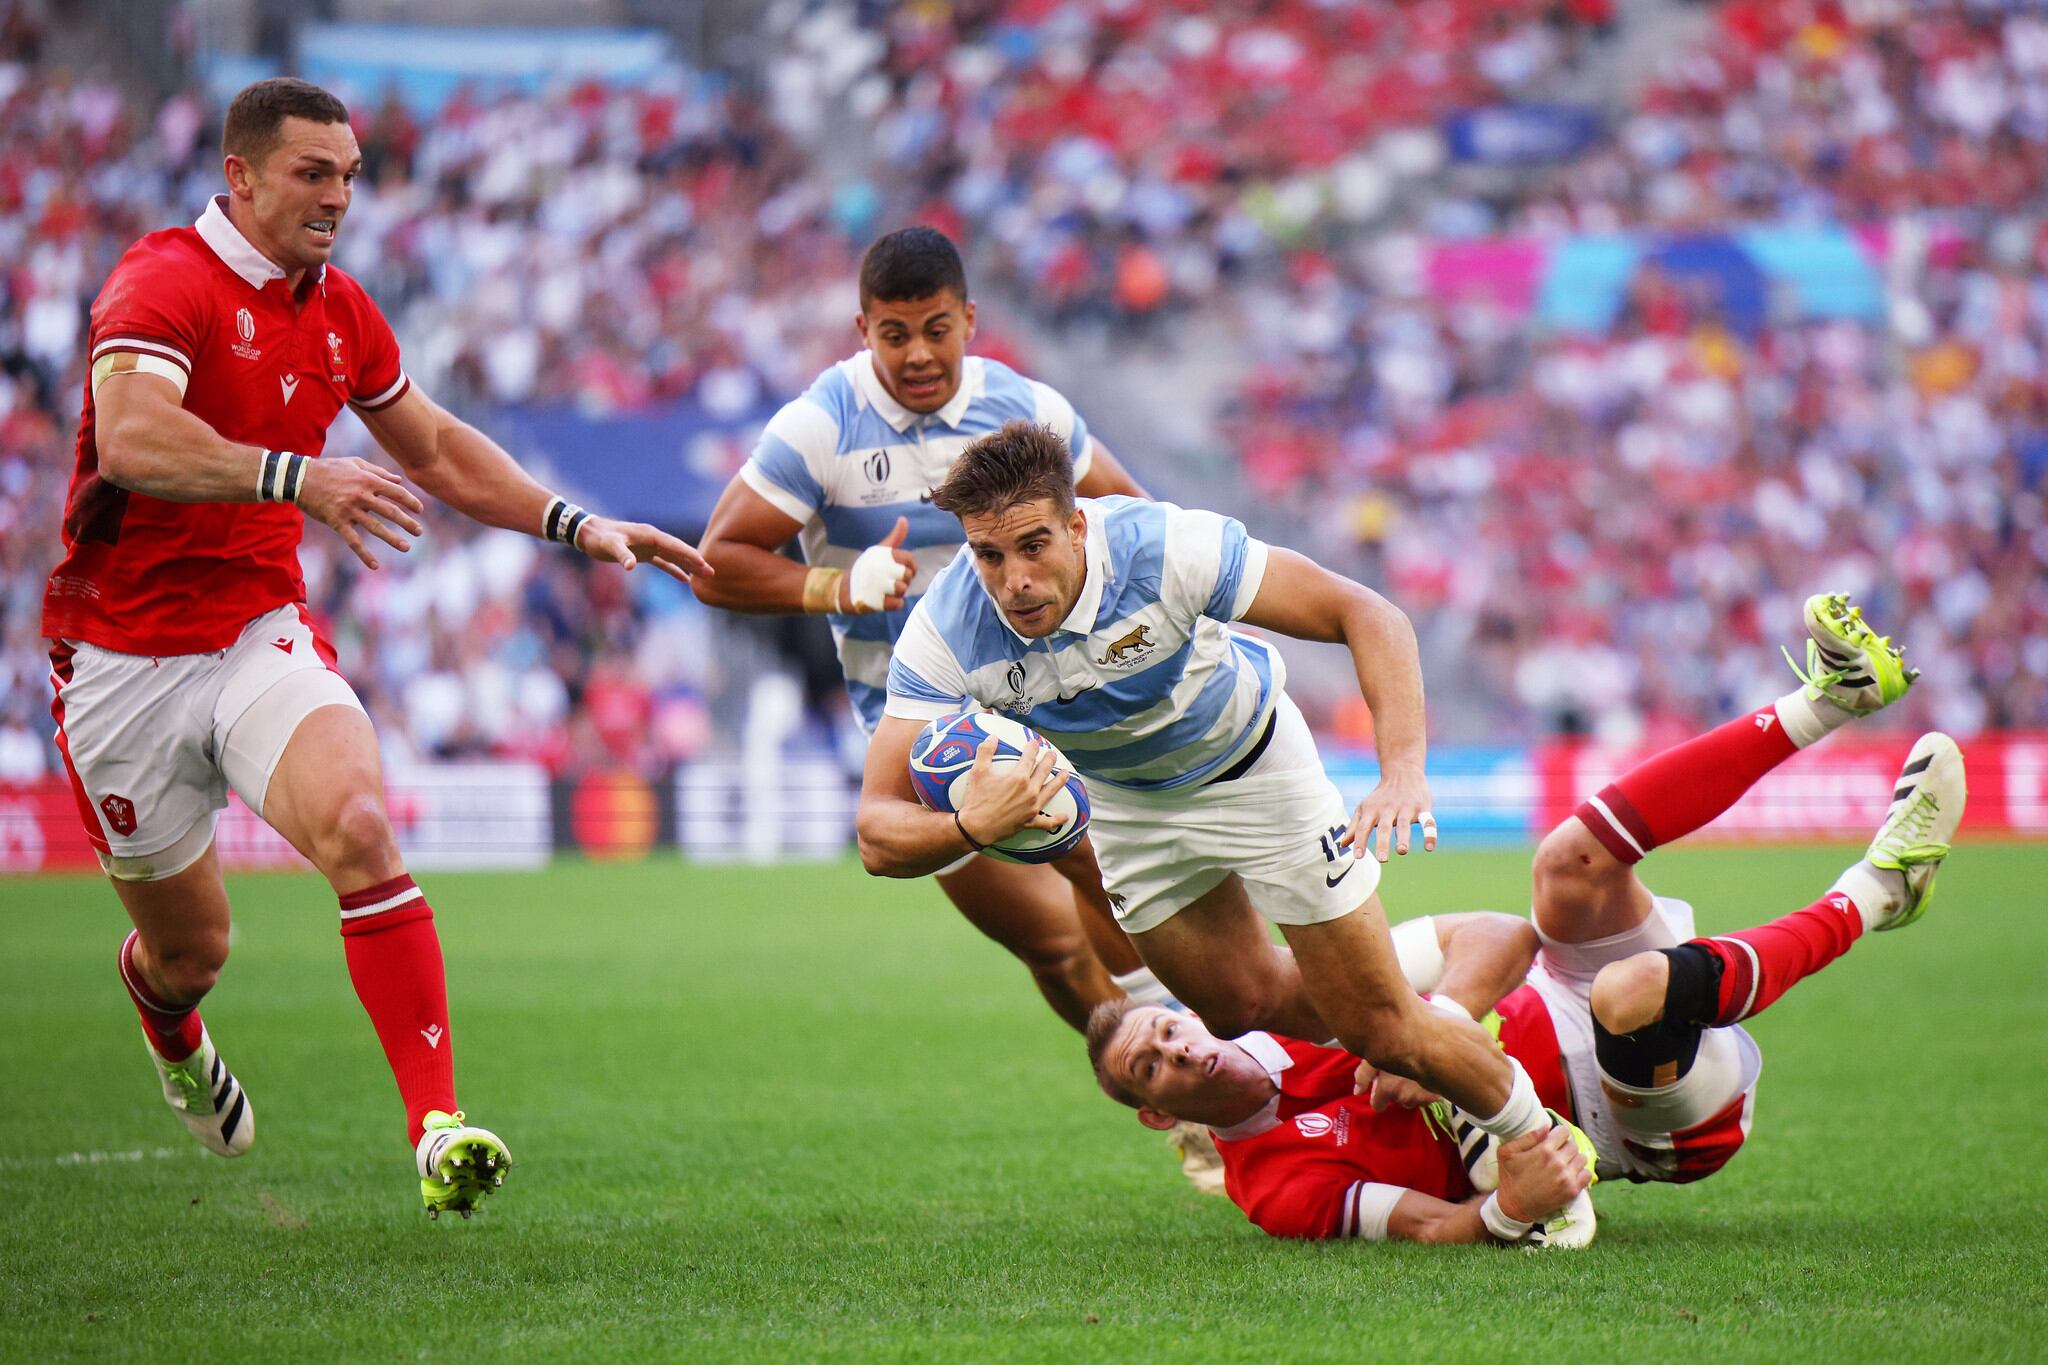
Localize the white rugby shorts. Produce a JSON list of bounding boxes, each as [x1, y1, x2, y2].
[[1524, 894, 1761, 1183], [50, 603, 366, 880], [1087, 692, 1377, 935]]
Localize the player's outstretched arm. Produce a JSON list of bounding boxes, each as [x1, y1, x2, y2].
[[356, 386, 709, 581], [856, 716, 1064, 877], [95, 371, 424, 569], [1239, 547, 1432, 862], [693, 481, 913, 615]]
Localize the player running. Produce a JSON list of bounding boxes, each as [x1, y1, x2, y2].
[[693, 227, 1164, 1031], [43, 79, 709, 1218], [1086, 595, 1964, 1245], [863, 419, 1591, 1174]]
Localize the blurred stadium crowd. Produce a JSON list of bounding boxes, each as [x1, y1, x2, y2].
[[3, 0, 2044, 783]]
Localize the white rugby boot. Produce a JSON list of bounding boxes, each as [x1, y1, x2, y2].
[[417, 1110, 512, 1219], [146, 1026, 254, 1157], [1786, 591, 1917, 715], [1830, 732, 1967, 933]]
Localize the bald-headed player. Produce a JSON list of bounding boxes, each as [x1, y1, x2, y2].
[[44, 79, 710, 1217]]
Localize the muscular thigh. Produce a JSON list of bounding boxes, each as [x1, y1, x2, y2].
[[936, 856, 1087, 955], [1128, 875, 1293, 1010]]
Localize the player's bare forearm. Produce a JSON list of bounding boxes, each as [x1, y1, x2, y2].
[[694, 479, 813, 612], [1343, 592, 1427, 776], [363, 388, 553, 533], [1432, 912, 1540, 1020], [857, 716, 976, 876], [1384, 1191, 1493, 1244], [93, 374, 269, 503], [855, 795, 978, 878], [1074, 440, 1148, 499], [694, 537, 810, 613], [1243, 549, 1430, 856]]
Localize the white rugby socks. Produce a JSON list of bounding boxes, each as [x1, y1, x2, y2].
[[1470, 1056, 1550, 1141], [1773, 686, 1855, 750]]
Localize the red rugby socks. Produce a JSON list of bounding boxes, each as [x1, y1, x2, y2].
[[1575, 689, 1850, 864], [119, 930, 205, 1061], [1689, 892, 1864, 1027], [339, 874, 457, 1145]]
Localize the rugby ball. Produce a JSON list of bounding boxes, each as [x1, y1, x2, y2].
[[908, 710, 1091, 863]]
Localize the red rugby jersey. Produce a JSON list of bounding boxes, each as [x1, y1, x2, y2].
[[1213, 983, 1572, 1240], [43, 195, 411, 655]]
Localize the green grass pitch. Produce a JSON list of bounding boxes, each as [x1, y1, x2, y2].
[[4, 842, 2046, 1362]]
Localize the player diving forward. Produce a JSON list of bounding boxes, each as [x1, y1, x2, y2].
[[1086, 596, 1963, 1244], [42, 79, 710, 1216], [862, 419, 1594, 1181], [693, 228, 1164, 1030]]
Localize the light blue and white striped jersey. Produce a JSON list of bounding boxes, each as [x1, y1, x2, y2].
[[885, 496, 1283, 792], [740, 351, 1095, 729]]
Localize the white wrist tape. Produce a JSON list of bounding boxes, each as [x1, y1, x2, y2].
[[1480, 1191, 1534, 1242], [1423, 992, 1473, 1022], [1390, 915, 1446, 993], [847, 543, 912, 611]]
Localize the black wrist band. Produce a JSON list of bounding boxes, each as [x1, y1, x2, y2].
[[953, 809, 986, 852]]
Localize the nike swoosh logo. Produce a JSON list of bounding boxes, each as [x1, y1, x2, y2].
[[1055, 686, 1098, 703], [1325, 862, 1355, 888]]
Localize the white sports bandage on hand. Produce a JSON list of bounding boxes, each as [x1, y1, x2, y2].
[[847, 543, 913, 612]]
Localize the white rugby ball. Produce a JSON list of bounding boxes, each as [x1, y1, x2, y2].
[[908, 710, 1091, 863]]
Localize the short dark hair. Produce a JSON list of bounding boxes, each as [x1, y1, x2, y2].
[[1085, 999, 1143, 1108], [224, 78, 350, 168], [859, 226, 968, 310], [931, 420, 1076, 522]]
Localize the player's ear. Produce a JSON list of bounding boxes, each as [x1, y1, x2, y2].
[[855, 310, 870, 344], [223, 154, 255, 199], [962, 297, 976, 342], [1136, 1106, 1178, 1133]]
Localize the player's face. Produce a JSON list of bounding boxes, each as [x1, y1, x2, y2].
[[227, 116, 361, 277], [961, 499, 1086, 638], [857, 291, 976, 413], [1105, 1006, 1275, 1128]]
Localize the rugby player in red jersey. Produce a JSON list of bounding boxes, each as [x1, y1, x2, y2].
[[1088, 595, 1963, 1245], [43, 78, 710, 1218]]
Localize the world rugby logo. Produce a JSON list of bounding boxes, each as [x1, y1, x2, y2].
[[237, 308, 255, 343], [864, 450, 890, 484], [1294, 1114, 1334, 1139]]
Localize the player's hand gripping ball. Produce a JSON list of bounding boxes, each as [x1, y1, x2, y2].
[[909, 710, 1090, 863]]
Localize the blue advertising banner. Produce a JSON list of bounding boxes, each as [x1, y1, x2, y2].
[[1443, 105, 1602, 165], [1323, 747, 1536, 849]]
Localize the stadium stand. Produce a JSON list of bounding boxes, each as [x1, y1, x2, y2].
[[3, 0, 2044, 812]]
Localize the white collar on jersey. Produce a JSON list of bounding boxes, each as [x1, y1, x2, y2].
[[991, 502, 1110, 643], [196, 195, 326, 291], [1207, 1031, 1295, 1143], [850, 350, 985, 432]]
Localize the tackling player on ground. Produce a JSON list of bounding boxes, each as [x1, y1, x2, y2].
[[1086, 595, 1964, 1244], [42, 79, 710, 1217], [693, 228, 1166, 1031], [864, 420, 1593, 1182]]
